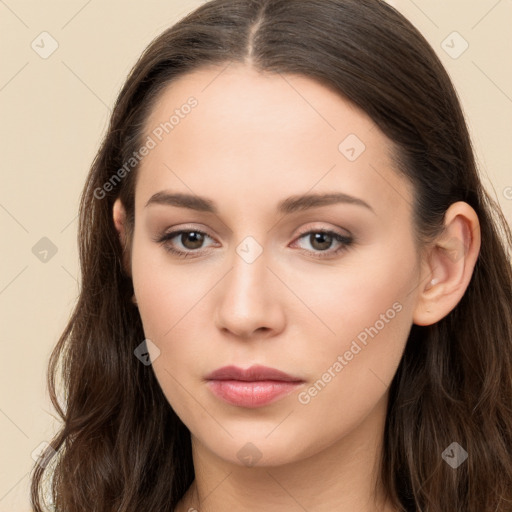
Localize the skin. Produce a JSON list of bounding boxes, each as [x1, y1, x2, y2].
[[113, 64, 480, 511]]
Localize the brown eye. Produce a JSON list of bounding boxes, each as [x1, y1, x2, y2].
[[179, 231, 205, 250], [154, 228, 216, 258], [309, 232, 334, 251], [293, 229, 353, 260]]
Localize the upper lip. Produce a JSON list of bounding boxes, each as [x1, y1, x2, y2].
[[205, 365, 303, 382]]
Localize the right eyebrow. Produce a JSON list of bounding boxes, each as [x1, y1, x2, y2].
[[145, 192, 216, 212]]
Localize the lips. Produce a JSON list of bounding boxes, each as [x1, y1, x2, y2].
[[205, 365, 302, 382], [205, 365, 304, 408]]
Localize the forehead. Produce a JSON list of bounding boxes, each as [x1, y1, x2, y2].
[[136, 64, 412, 217], [144, 64, 378, 150]]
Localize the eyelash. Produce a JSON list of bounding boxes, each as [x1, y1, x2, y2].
[[154, 227, 354, 260]]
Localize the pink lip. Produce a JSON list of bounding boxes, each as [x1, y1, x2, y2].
[[205, 365, 304, 408]]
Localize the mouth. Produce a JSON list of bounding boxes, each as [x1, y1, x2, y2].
[[205, 365, 305, 408]]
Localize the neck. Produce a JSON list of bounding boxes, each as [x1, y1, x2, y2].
[[177, 393, 396, 512]]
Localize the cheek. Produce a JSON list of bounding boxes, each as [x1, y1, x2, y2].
[[131, 233, 210, 338], [130, 236, 222, 405], [292, 306, 411, 458], [130, 239, 212, 417], [288, 275, 415, 451], [291, 239, 418, 400]]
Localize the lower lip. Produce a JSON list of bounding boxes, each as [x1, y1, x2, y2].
[[207, 380, 302, 408]]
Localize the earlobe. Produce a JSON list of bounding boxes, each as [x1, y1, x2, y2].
[[413, 201, 481, 326]]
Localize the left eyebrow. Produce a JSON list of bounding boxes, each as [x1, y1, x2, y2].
[[145, 191, 375, 215], [277, 192, 375, 215]]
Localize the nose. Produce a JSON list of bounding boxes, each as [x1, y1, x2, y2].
[[214, 249, 286, 339]]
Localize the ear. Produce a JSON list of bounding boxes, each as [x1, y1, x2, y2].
[[113, 198, 131, 276], [413, 201, 481, 326]]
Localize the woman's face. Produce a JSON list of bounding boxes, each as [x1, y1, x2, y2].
[[127, 64, 425, 467]]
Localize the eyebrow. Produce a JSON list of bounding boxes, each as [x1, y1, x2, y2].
[[145, 191, 375, 214]]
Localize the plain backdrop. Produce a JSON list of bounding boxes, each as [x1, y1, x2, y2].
[[1, 1, 511, 510]]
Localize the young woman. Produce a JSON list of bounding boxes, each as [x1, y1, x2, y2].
[[31, 0, 512, 511]]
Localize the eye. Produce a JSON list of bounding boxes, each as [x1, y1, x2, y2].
[[154, 227, 353, 260], [154, 229, 217, 258], [292, 229, 353, 259]]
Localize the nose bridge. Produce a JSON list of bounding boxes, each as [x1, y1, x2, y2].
[[214, 237, 285, 337], [226, 243, 271, 311]]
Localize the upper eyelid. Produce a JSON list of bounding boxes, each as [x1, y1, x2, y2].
[[295, 225, 351, 238], [158, 228, 217, 245], [160, 227, 215, 241]]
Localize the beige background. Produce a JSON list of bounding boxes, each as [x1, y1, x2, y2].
[[1, 1, 511, 510]]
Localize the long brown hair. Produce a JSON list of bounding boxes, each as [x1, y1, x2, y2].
[[31, 0, 512, 510]]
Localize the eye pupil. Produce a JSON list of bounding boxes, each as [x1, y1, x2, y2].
[[182, 232, 204, 249], [310, 232, 332, 251]]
